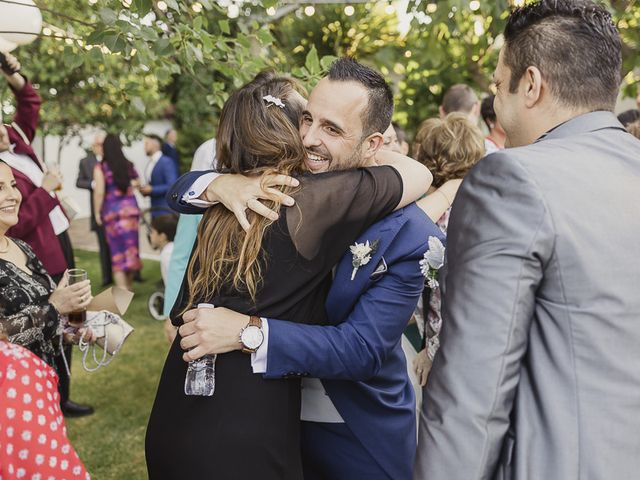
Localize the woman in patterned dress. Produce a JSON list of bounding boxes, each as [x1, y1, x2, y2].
[[412, 113, 486, 386], [0, 160, 93, 371], [93, 134, 142, 291]]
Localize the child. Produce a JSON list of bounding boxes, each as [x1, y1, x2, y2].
[[149, 214, 178, 285]]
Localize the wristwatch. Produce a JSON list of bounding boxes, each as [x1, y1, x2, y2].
[[240, 316, 264, 354]]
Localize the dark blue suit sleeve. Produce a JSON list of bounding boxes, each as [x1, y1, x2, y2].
[[150, 156, 180, 199], [264, 241, 427, 380], [166, 169, 216, 214]]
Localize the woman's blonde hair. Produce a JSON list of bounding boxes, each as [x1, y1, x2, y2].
[[415, 113, 485, 187], [184, 72, 306, 309]]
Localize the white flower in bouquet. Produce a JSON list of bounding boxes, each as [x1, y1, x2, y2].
[[420, 236, 445, 289]]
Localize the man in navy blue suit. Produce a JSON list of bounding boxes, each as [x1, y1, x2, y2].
[[140, 133, 179, 217], [168, 59, 444, 480]]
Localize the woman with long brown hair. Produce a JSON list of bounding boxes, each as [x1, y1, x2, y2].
[[92, 134, 142, 291], [145, 69, 431, 479]]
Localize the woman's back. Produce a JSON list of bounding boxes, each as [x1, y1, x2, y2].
[[149, 166, 402, 480], [100, 162, 138, 216], [174, 167, 402, 325]]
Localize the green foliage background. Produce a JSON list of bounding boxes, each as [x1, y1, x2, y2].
[[2, 0, 638, 167]]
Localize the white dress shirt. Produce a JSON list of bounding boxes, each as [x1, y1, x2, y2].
[[145, 150, 163, 183]]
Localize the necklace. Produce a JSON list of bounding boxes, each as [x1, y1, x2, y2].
[[0, 236, 10, 254]]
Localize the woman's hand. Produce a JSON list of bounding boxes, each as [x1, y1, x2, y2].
[[413, 348, 433, 387], [178, 307, 248, 361], [49, 272, 92, 315], [205, 174, 299, 231], [64, 326, 97, 345], [95, 215, 103, 226]]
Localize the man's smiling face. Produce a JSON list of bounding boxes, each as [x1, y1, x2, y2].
[[299, 77, 371, 173]]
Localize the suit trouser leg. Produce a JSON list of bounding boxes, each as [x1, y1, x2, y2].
[[54, 231, 75, 404], [95, 225, 113, 284], [301, 421, 392, 480]]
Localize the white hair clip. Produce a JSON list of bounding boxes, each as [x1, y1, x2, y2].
[[263, 94, 285, 109]]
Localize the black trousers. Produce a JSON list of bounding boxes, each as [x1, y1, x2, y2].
[[53, 231, 75, 404], [95, 224, 113, 285]]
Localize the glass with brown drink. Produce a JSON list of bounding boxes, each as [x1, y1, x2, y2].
[[67, 268, 89, 326]]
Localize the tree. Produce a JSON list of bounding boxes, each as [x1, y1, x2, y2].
[[2, 0, 279, 169]]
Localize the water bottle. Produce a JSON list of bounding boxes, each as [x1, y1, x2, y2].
[[184, 303, 217, 396]]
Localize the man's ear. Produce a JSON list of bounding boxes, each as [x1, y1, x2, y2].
[[438, 105, 446, 119], [523, 66, 544, 108], [362, 133, 384, 160]]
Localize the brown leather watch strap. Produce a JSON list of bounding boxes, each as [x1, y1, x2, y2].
[[249, 315, 262, 328]]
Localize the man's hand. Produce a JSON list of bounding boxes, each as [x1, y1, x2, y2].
[[41, 171, 62, 192], [204, 174, 299, 231], [178, 306, 248, 361], [164, 318, 177, 345], [0, 53, 25, 90], [0, 52, 20, 75], [0, 125, 10, 153], [139, 184, 152, 195]]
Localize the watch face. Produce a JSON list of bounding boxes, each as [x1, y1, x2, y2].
[[241, 325, 264, 350]]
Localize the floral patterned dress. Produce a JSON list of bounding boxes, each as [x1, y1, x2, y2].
[[99, 162, 142, 273], [0, 239, 62, 370], [0, 341, 90, 479]]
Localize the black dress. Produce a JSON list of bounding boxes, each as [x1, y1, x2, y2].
[[0, 239, 62, 370], [145, 167, 402, 480]]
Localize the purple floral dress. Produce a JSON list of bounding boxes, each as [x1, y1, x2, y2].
[[99, 162, 142, 273]]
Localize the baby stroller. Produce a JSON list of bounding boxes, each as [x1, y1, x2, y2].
[[139, 207, 178, 321]]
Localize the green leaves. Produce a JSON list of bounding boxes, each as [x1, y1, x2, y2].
[[99, 8, 118, 25], [218, 19, 230, 35], [305, 45, 320, 74]]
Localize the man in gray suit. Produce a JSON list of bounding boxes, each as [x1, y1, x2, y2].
[[415, 1, 640, 479]]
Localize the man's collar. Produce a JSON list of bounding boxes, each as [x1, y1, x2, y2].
[[535, 111, 625, 143], [150, 150, 162, 162]]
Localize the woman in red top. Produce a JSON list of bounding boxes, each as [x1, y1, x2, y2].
[[0, 337, 90, 479]]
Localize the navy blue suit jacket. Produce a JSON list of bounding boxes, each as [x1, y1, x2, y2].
[[150, 154, 179, 214], [265, 204, 444, 480], [166, 170, 214, 213], [165, 172, 443, 479]]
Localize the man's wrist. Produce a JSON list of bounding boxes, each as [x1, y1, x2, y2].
[[202, 175, 223, 203]]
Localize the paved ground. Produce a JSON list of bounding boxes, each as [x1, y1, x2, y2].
[[68, 217, 160, 261]]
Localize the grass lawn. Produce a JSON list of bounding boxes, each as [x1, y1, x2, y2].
[[66, 250, 170, 479]]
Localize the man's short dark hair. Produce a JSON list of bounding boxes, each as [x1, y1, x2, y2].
[[145, 133, 163, 146], [328, 57, 393, 137], [151, 214, 178, 242], [504, 0, 621, 111], [617, 109, 640, 127], [441, 84, 479, 115], [481, 94, 497, 128]]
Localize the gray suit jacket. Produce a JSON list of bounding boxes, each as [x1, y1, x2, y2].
[[414, 112, 640, 480]]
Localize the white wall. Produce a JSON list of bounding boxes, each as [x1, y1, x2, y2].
[[31, 120, 172, 219]]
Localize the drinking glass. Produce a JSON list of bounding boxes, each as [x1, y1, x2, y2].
[[67, 268, 89, 326]]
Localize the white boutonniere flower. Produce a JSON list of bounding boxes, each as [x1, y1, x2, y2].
[[350, 239, 379, 281], [419, 236, 445, 289]]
